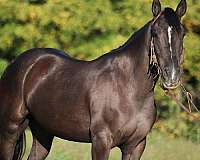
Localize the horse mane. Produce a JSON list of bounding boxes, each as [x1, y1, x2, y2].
[[109, 21, 152, 54]]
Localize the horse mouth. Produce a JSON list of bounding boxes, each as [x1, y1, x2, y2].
[[160, 81, 180, 90]]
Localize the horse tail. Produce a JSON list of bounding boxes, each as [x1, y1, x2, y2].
[[13, 132, 26, 160]]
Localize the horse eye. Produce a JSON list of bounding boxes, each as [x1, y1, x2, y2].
[[151, 29, 157, 37], [152, 32, 157, 37]]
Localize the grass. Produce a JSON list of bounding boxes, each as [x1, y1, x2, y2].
[[23, 131, 200, 160]]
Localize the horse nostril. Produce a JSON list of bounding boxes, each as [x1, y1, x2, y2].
[[170, 74, 180, 85], [163, 68, 170, 78], [171, 78, 178, 84], [180, 69, 184, 76]]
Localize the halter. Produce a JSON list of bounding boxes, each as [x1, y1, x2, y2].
[[148, 37, 160, 80], [148, 12, 163, 79]]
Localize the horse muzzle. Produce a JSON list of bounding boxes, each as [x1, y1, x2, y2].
[[161, 80, 180, 90], [160, 65, 182, 90]]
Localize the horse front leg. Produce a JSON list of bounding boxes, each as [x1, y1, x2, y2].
[[120, 138, 146, 160], [0, 133, 17, 160], [28, 120, 54, 160], [0, 119, 28, 160], [91, 131, 112, 160]]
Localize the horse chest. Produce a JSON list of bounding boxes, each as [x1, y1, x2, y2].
[[114, 96, 156, 146]]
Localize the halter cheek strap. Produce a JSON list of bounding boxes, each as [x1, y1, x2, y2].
[[150, 38, 158, 65], [148, 32, 160, 78], [148, 37, 160, 80]]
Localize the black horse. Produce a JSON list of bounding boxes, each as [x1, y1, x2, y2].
[[0, 0, 187, 159]]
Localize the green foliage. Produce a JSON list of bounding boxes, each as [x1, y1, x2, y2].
[[0, 0, 199, 141], [0, 59, 8, 75]]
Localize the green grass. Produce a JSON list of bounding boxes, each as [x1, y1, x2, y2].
[[24, 131, 200, 160]]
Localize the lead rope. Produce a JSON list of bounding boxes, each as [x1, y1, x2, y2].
[[164, 84, 200, 121], [180, 83, 200, 113]]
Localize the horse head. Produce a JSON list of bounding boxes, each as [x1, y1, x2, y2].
[[150, 0, 187, 89]]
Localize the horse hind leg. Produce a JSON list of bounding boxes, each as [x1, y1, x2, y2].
[[28, 120, 54, 160]]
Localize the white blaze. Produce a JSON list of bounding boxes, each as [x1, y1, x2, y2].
[[168, 26, 176, 80], [168, 26, 173, 55]]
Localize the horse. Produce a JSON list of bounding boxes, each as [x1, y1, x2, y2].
[[0, 0, 187, 159]]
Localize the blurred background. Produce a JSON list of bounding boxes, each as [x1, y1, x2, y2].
[[0, 0, 199, 159]]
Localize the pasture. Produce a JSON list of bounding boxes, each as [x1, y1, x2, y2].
[[24, 130, 200, 160]]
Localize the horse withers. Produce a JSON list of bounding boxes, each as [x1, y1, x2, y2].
[[0, 0, 187, 160]]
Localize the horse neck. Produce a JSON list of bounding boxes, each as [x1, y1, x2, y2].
[[126, 22, 152, 69], [118, 22, 155, 95]]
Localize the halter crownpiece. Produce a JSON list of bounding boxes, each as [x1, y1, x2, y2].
[[152, 11, 162, 25]]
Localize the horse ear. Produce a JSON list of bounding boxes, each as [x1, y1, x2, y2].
[[152, 0, 161, 17], [176, 0, 187, 19]]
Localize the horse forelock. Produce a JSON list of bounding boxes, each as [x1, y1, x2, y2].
[[162, 7, 182, 31]]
